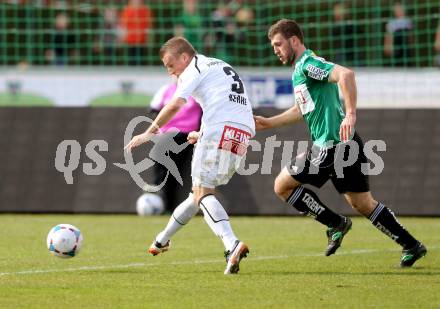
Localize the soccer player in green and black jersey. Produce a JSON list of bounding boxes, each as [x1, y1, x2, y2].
[[255, 19, 426, 267]]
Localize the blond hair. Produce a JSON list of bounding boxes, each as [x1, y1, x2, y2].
[[159, 37, 196, 59]]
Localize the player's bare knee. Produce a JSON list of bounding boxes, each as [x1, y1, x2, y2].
[[192, 187, 216, 205], [273, 176, 284, 198], [274, 176, 293, 200], [192, 188, 202, 205], [194, 193, 204, 205], [192, 193, 199, 206], [274, 168, 301, 200]]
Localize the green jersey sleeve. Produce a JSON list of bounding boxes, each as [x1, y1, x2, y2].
[[302, 55, 335, 82]]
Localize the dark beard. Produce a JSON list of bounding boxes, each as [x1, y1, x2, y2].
[[289, 53, 296, 66], [288, 41, 296, 66], [289, 50, 296, 66]]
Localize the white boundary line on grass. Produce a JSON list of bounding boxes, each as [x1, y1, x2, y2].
[[0, 247, 436, 277]]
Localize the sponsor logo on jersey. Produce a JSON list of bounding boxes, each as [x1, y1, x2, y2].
[[295, 84, 315, 114], [207, 60, 224, 67], [306, 64, 328, 80], [218, 125, 251, 156]]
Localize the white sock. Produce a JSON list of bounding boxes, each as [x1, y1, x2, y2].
[[199, 195, 238, 251], [156, 193, 199, 245]]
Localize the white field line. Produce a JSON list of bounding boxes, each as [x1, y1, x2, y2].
[[0, 246, 436, 277]]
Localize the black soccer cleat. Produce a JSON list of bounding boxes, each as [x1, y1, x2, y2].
[[400, 242, 427, 268], [325, 216, 352, 256], [224, 240, 249, 274]]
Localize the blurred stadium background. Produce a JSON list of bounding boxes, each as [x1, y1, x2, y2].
[[1, 0, 439, 67], [1, 0, 440, 215]]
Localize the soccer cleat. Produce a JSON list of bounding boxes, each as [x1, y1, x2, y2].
[[400, 242, 427, 268], [224, 240, 249, 275], [325, 216, 352, 256], [148, 240, 170, 256]]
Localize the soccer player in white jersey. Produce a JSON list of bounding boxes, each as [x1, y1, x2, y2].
[[125, 37, 255, 274]]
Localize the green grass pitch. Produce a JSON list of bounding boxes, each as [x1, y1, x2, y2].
[[0, 93, 54, 106], [89, 93, 152, 107], [0, 215, 438, 308]]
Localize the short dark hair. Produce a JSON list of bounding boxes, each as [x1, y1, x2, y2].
[[159, 37, 196, 59], [267, 19, 304, 43]]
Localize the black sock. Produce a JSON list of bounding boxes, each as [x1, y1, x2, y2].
[[286, 186, 342, 228], [369, 202, 418, 249]]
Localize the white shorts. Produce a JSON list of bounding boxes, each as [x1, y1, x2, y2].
[[191, 122, 253, 188]]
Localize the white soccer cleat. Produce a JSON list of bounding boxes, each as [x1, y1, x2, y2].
[[224, 240, 249, 274], [148, 240, 170, 256]]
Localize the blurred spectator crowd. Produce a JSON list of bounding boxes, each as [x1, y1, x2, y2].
[[24, 0, 254, 66], [2, 0, 440, 67]]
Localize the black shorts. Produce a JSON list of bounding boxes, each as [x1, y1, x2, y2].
[[288, 132, 370, 194]]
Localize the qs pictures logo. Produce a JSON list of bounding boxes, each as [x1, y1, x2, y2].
[[54, 116, 189, 191]]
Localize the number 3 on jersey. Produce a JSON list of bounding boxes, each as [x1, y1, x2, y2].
[[223, 66, 244, 94]]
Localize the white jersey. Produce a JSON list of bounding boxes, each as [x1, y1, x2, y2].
[[174, 54, 255, 135]]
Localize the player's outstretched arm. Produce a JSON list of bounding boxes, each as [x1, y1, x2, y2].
[[124, 131, 157, 152], [254, 104, 303, 131], [329, 64, 357, 142], [124, 97, 186, 152]]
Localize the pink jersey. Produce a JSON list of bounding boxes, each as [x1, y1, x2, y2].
[[150, 83, 202, 133]]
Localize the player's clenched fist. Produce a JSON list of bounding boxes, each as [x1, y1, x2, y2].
[[187, 131, 200, 144], [254, 115, 272, 131]]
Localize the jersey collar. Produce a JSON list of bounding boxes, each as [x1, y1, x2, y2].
[[294, 49, 311, 66]]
